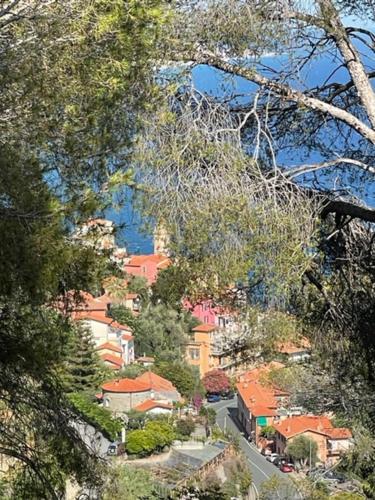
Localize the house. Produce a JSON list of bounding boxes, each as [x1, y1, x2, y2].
[[183, 298, 237, 330], [277, 337, 311, 362], [236, 363, 289, 445], [273, 415, 352, 465], [123, 254, 170, 285], [133, 400, 173, 414], [185, 323, 248, 376], [102, 277, 141, 313], [100, 372, 181, 414], [95, 342, 124, 370], [185, 323, 237, 376]]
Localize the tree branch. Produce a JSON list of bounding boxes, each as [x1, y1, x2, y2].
[[185, 48, 375, 145], [285, 158, 375, 179]]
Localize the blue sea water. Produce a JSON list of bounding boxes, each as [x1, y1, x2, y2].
[[111, 46, 375, 252]]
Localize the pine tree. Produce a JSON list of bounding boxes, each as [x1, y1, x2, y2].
[[63, 325, 104, 394]]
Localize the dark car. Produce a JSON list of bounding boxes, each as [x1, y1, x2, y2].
[[273, 456, 287, 467], [207, 393, 221, 403], [221, 391, 235, 400], [107, 441, 125, 456]]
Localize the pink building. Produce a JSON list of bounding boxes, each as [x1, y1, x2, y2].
[[123, 254, 170, 285], [183, 298, 235, 329]]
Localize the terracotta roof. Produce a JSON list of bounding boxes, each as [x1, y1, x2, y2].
[[99, 353, 124, 369], [125, 293, 139, 300], [278, 337, 311, 355], [95, 342, 122, 354], [274, 415, 333, 439], [324, 428, 352, 439], [134, 399, 173, 412], [121, 333, 134, 341], [250, 405, 277, 417], [126, 254, 169, 267], [236, 380, 280, 416], [192, 324, 217, 333], [136, 371, 177, 392], [75, 310, 132, 331], [102, 378, 150, 393], [238, 362, 285, 383]]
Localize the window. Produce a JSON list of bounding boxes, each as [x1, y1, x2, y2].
[[189, 348, 200, 360]]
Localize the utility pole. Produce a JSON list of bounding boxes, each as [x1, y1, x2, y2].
[[309, 439, 312, 472]]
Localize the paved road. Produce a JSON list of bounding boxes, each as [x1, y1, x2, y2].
[[210, 398, 302, 499]]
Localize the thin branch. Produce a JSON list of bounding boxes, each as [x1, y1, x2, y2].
[[285, 158, 375, 179]]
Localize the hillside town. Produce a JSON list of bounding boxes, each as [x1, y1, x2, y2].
[[2, 1, 375, 499], [52, 219, 360, 498]]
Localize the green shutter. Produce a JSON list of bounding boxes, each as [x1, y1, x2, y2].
[[257, 416, 267, 426]]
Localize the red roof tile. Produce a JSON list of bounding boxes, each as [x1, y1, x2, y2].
[[324, 428, 352, 439], [100, 353, 124, 369], [236, 380, 280, 415], [192, 324, 217, 333], [134, 399, 173, 412], [274, 415, 333, 438], [126, 254, 170, 267], [102, 378, 150, 393], [136, 371, 177, 392], [75, 310, 132, 331], [95, 342, 122, 354], [121, 334, 134, 341]]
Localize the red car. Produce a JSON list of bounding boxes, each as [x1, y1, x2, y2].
[[280, 463, 294, 473]]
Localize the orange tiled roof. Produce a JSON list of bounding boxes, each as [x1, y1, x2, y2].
[[278, 337, 311, 355], [134, 399, 173, 412], [126, 254, 170, 267], [121, 333, 134, 341], [238, 362, 285, 383], [192, 324, 217, 333], [95, 342, 122, 354], [136, 371, 177, 392], [99, 353, 124, 369], [102, 378, 150, 393], [75, 310, 132, 331], [274, 415, 334, 438], [236, 380, 280, 416], [324, 427, 352, 439]]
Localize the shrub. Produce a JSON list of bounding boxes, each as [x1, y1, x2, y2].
[[126, 430, 157, 456], [176, 418, 195, 437], [144, 420, 175, 449]]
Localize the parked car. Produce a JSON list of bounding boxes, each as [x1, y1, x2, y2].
[[321, 470, 347, 484], [273, 456, 288, 467], [207, 393, 221, 403], [280, 463, 294, 473], [266, 453, 279, 463], [221, 390, 235, 400]]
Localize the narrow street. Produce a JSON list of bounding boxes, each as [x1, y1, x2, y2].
[[210, 398, 302, 499]]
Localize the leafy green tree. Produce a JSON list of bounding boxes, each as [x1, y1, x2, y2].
[[259, 426, 276, 439], [154, 361, 203, 398], [109, 304, 141, 335], [144, 421, 175, 449], [103, 465, 159, 500], [0, 0, 167, 495], [117, 364, 148, 380], [134, 304, 194, 361], [151, 265, 188, 310], [222, 457, 252, 499], [125, 409, 147, 430], [286, 436, 318, 468], [68, 393, 122, 441], [127, 276, 150, 304], [125, 430, 157, 456]]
